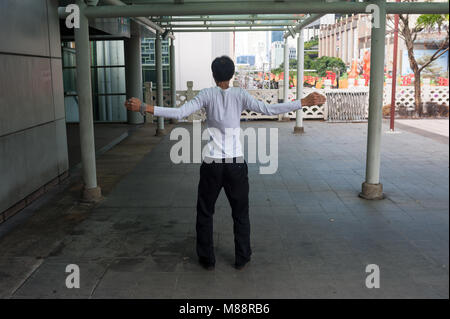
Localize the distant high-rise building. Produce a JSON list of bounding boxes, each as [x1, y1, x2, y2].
[[271, 31, 283, 43], [236, 55, 256, 66], [270, 41, 284, 68], [289, 47, 296, 60]]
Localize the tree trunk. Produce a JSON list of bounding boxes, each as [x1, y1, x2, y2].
[[405, 39, 421, 116], [413, 70, 422, 117], [400, 16, 422, 117]]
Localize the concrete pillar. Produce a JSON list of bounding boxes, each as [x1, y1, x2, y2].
[[144, 81, 154, 123], [125, 21, 144, 124], [74, 0, 101, 201], [186, 81, 195, 122], [294, 30, 304, 134], [328, 31, 332, 56], [354, 19, 359, 59], [330, 32, 334, 56], [329, 32, 332, 56], [319, 32, 323, 57], [349, 26, 354, 63], [360, 0, 386, 200], [169, 37, 177, 124], [155, 31, 166, 136], [281, 37, 290, 121], [343, 25, 348, 64]]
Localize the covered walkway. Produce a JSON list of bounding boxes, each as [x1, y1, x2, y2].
[[64, 0, 449, 202], [1, 121, 448, 298]]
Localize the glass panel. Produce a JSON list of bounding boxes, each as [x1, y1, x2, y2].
[[95, 40, 125, 66], [94, 67, 126, 122], [62, 40, 127, 123], [141, 38, 170, 66]]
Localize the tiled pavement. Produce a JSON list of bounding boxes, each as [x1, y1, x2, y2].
[[1, 121, 448, 298], [396, 119, 449, 138]]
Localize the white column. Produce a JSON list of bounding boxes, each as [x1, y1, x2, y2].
[[74, 0, 101, 201], [125, 21, 144, 124], [360, 0, 386, 200], [155, 31, 166, 136], [294, 30, 304, 134], [281, 37, 290, 121]]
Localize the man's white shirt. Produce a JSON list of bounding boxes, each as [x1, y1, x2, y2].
[[154, 86, 301, 159]]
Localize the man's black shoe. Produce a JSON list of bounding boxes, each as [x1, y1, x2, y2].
[[199, 259, 215, 271], [234, 260, 250, 270]]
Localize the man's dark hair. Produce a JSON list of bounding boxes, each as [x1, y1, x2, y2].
[[211, 56, 235, 82]]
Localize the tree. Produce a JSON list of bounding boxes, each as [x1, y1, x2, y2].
[[313, 56, 346, 77], [304, 37, 318, 51], [304, 54, 315, 70], [389, 9, 449, 115], [417, 55, 447, 78], [271, 59, 297, 75]]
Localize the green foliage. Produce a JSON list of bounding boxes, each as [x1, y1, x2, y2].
[[271, 55, 346, 78], [416, 14, 449, 31], [304, 71, 318, 77], [272, 59, 297, 75], [304, 37, 319, 60], [304, 55, 315, 70], [313, 56, 346, 77], [272, 37, 319, 75], [304, 37, 318, 50]]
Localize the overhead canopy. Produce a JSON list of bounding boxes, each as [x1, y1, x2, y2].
[[84, 1, 449, 18], [59, 1, 449, 36]]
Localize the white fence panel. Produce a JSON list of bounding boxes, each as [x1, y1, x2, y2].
[[145, 82, 448, 122]]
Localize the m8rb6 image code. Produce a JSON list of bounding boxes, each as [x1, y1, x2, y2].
[[223, 303, 270, 315]]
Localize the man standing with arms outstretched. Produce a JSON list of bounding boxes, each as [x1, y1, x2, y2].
[[125, 56, 325, 270]]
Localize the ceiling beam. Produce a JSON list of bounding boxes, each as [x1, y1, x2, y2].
[[151, 14, 305, 22], [284, 13, 324, 38], [84, 1, 449, 18], [171, 28, 287, 32], [162, 22, 298, 28]]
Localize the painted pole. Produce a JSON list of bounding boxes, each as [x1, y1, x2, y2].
[[74, 0, 101, 201], [390, 0, 400, 131]]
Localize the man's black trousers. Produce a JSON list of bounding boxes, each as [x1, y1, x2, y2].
[[196, 159, 251, 266]]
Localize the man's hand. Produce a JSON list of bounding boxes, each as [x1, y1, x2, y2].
[[124, 97, 142, 112], [301, 92, 326, 106]]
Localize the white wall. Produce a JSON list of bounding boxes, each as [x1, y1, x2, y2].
[[174, 32, 234, 90]]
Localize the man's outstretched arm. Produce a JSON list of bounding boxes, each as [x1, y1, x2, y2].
[[125, 90, 208, 120], [242, 90, 326, 115]]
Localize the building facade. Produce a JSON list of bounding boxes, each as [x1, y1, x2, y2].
[[174, 32, 234, 90], [319, 14, 449, 76]]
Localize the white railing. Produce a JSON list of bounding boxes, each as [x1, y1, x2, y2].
[[144, 81, 449, 122], [325, 89, 369, 122], [383, 85, 449, 110]]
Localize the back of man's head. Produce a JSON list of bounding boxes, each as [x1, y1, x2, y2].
[[211, 56, 235, 82]]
